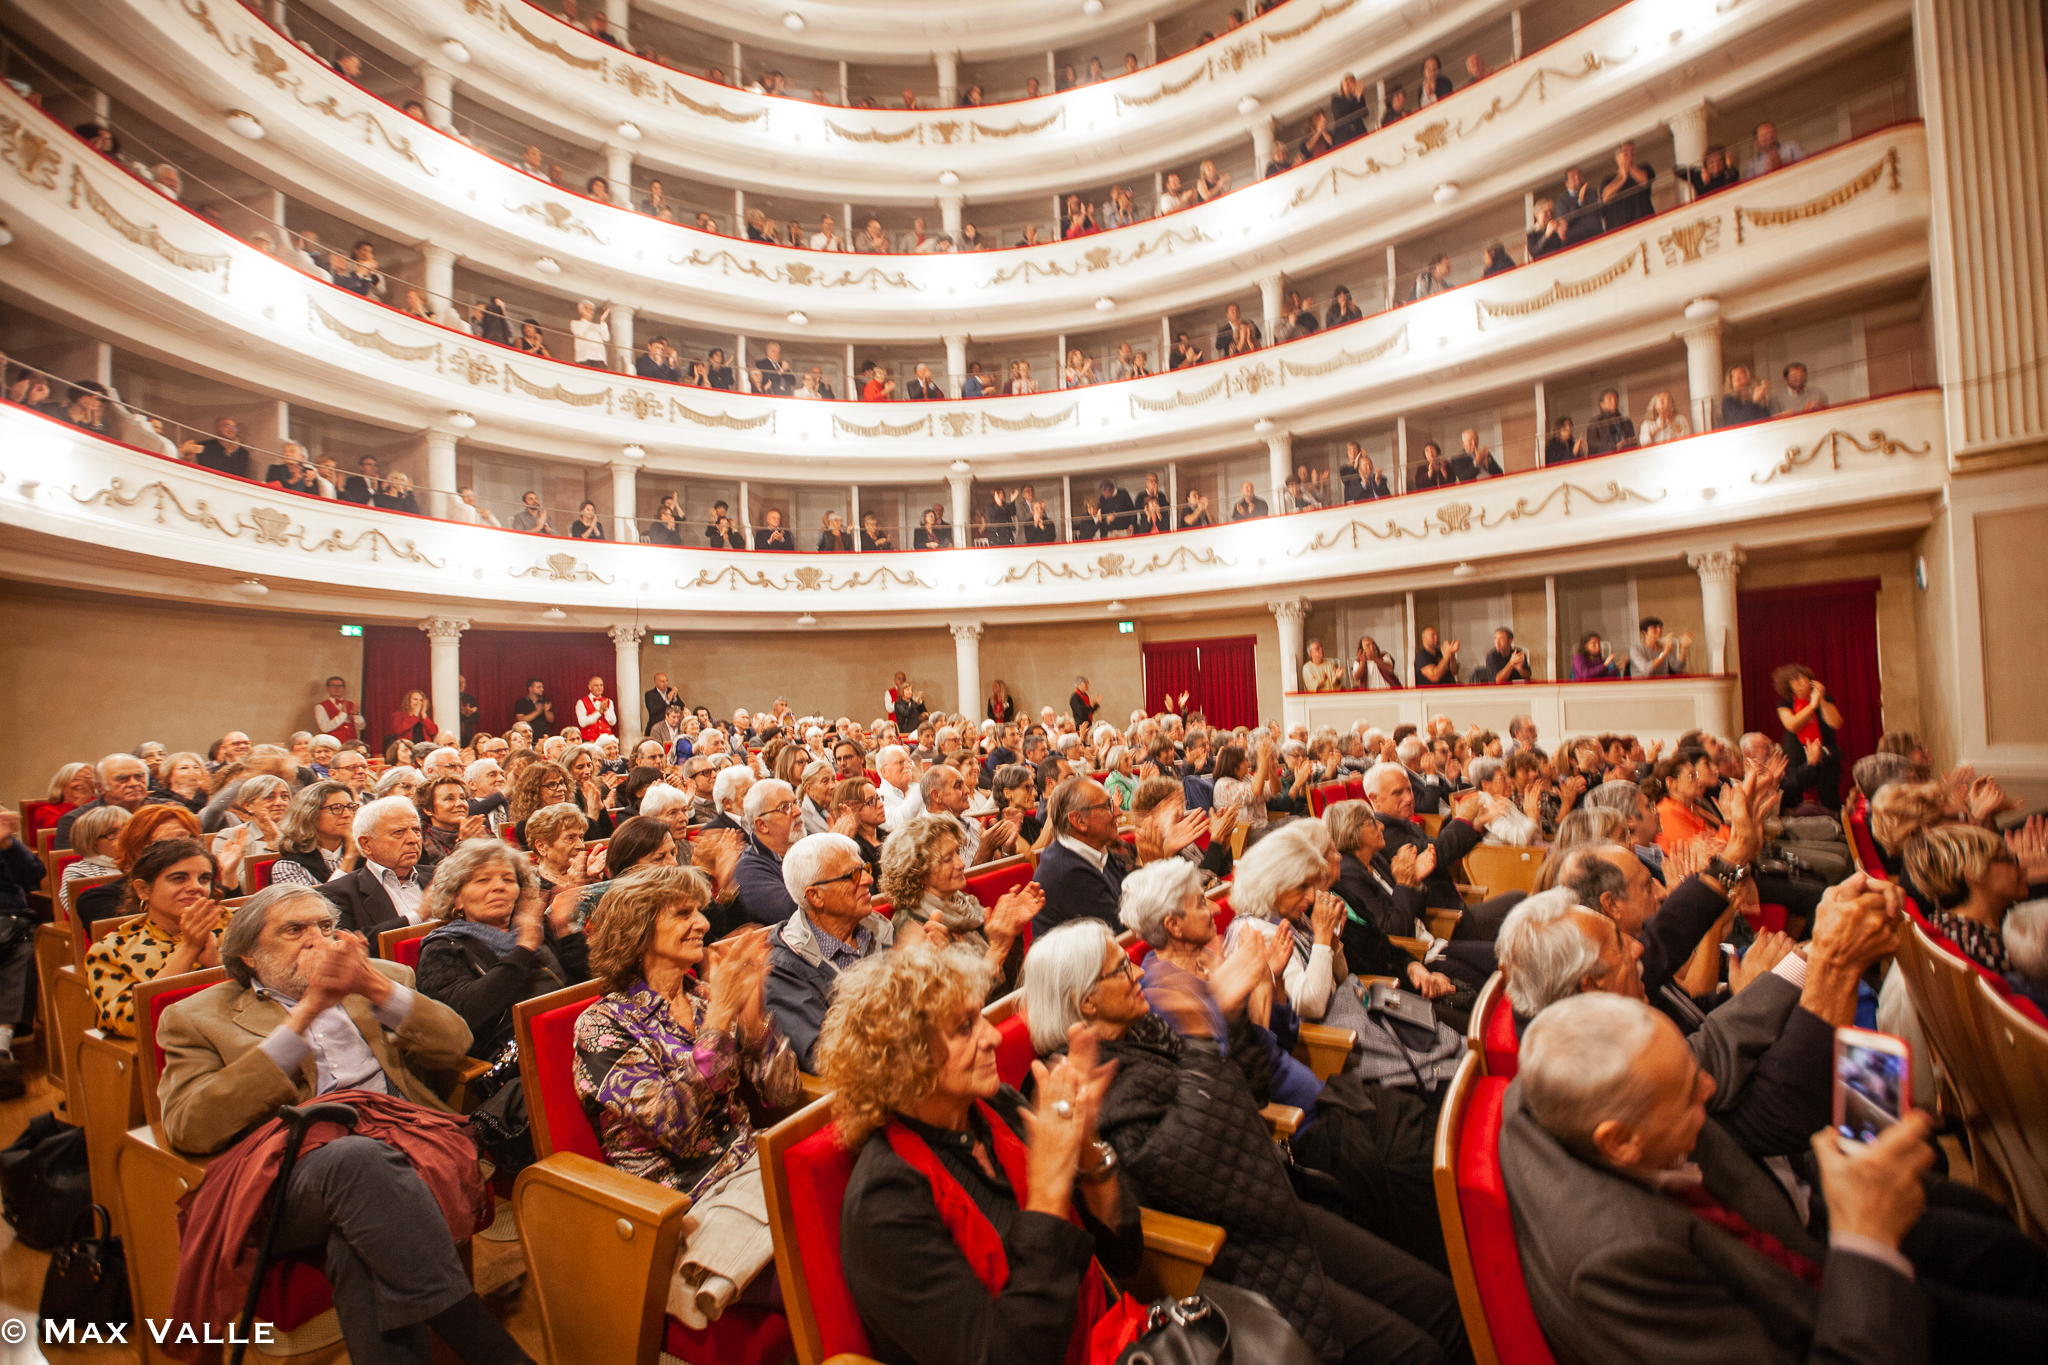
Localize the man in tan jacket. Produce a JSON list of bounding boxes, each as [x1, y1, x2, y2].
[[157, 885, 529, 1365]]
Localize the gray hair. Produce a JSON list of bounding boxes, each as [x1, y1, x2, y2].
[[1323, 799, 1375, 856], [352, 794, 419, 842], [1023, 919, 1118, 1053], [782, 831, 863, 905], [464, 758, 501, 786], [69, 803, 133, 859], [1554, 846, 1631, 918], [373, 766, 423, 799], [1395, 736, 1425, 765], [422, 839, 539, 922], [1586, 781, 1642, 817], [1496, 887, 1602, 1016], [2004, 900, 2048, 991], [1364, 761, 1409, 799], [1552, 808, 1628, 851], [713, 764, 754, 813], [743, 778, 795, 828], [640, 782, 689, 818], [221, 884, 337, 987], [1230, 824, 1331, 922], [310, 733, 342, 753], [876, 744, 909, 767], [422, 746, 463, 773], [1468, 756, 1505, 786], [917, 764, 961, 802], [235, 774, 292, 811], [96, 752, 147, 784], [1119, 859, 1203, 948], [1518, 992, 1667, 1159], [1852, 751, 1915, 799]]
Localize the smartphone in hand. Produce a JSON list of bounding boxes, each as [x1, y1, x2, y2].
[[1833, 1026, 1911, 1149]]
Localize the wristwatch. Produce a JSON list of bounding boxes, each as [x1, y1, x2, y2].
[[1076, 1139, 1119, 1185], [1702, 857, 1751, 897]]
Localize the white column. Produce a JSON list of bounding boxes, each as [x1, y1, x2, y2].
[[944, 335, 967, 398], [1263, 430, 1292, 508], [1687, 543, 1746, 678], [849, 484, 862, 551], [609, 625, 647, 747], [948, 462, 973, 540], [1665, 101, 1710, 178], [417, 63, 456, 134], [1062, 474, 1074, 541], [951, 622, 983, 716], [608, 303, 635, 372], [421, 243, 456, 317], [419, 618, 469, 745], [940, 195, 964, 236], [1257, 274, 1285, 345], [1678, 299, 1724, 435], [935, 49, 959, 105], [93, 341, 112, 387], [605, 0, 628, 40], [603, 143, 633, 207], [1533, 380, 1548, 466], [1269, 598, 1310, 694], [738, 480, 755, 549], [1543, 575, 1558, 680], [1250, 117, 1276, 175], [609, 457, 639, 543], [1395, 417, 1409, 494], [425, 428, 460, 520], [736, 335, 750, 393]]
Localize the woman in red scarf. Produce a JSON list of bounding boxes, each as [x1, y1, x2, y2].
[[824, 946, 1142, 1365], [575, 675, 616, 742]]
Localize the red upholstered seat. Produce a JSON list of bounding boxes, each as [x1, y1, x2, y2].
[[964, 859, 1034, 909], [1455, 1079, 1558, 1365], [1481, 988, 1520, 1080], [1127, 939, 1150, 966], [1345, 779, 1365, 804], [780, 1121, 873, 1360], [53, 851, 81, 883], [1847, 800, 1886, 880], [995, 1012, 1037, 1090], [1742, 902, 1788, 935], [1310, 782, 1349, 817], [393, 934, 425, 972], [524, 992, 794, 1363], [22, 800, 58, 831]]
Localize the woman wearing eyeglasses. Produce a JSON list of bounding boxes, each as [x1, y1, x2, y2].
[[507, 760, 577, 848], [268, 781, 366, 886], [826, 777, 888, 880]]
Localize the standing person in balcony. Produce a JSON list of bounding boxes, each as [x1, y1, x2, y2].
[[1339, 443, 1391, 502], [1022, 500, 1060, 544], [755, 342, 796, 395], [1214, 302, 1262, 356], [1542, 415, 1580, 465], [1744, 120, 1806, 179], [1448, 429, 1503, 482], [1354, 637, 1400, 690], [1006, 361, 1039, 395], [1417, 53, 1453, 106], [1326, 284, 1364, 328], [905, 363, 945, 401], [1599, 141, 1658, 231], [816, 512, 854, 553], [1411, 441, 1453, 490], [1527, 198, 1572, 261], [859, 512, 893, 553], [570, 500, 606, 541], [1157, 172, 1188, 216], [473, 296, 514, 347], [1556, 166, 1600, 239], [1409, 253, 1454, 300], [914, 508, 951, 549], [808, 215, 846, 251], [1179, 490, 1214, 529], [1771, 362, 1831, 415], [1639, 390, 1689, 444], [642, 180, 674, 220], [1582, 389, 1638, 455], [1231, 480, 1269, 520], [1194, 159, 1231, 204], [757, 508, 792, 551], [1718, 365, 1773, 427], [511, 490, 552, 534], [1301, 641, 1346, 692], [858, 218, 891, 253], [706, 349, 736, 391], [1332, 72, 1370, 143], [516, 320, 551, 358], [577, 677, 617, 743], [1301, 109, 1336, 161], [1629, 618, 1692, 678], [180, 417, 252, 479], [1681, 145, 1740, 196], [1414, 627, 1460, 687], [1380, 86, 1412, 126], [392, 691, 434, 747]]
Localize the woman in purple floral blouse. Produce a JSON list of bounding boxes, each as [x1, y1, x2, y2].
[[574, 864, 802, 1326]]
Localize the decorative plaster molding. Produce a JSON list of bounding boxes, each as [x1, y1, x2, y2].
[[1686, 546, 1747, 581], [1267, 597, 1311, 623], [606, 623, 648, 646], [1749, 427, 1935, 483], [1734, 148, 1901, 244], [419, 616, 471, 642], [950, 622, 985, 643]]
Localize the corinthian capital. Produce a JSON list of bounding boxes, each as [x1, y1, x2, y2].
[[417, 617, 470, 644], [1267, 597, 1311, 624], [1686, 546, 1747, 582], [950, 622, 984, 644], [608, 624, 647, 647]]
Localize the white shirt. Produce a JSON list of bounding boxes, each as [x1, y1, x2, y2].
[[570, 318, 609, 365], [1055, 832, 1108, 872], [370, 860, 425, 924], [255, 981, 413, 1095], [879, 778, 925, 830], [809, 232, 845, 251]]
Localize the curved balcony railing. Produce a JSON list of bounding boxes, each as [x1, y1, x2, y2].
[[26, 0, 1890, 338], [0, 92, 1933, 474], [0, 392, 1950, 622]]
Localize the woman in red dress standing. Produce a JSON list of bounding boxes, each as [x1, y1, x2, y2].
[[390, 690, 433, 746], [1773, 662, 1845, 811]]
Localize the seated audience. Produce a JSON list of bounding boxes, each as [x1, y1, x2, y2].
[[1904, 823, 2032, 974], [417, 840, 588, 1062], [765, 832, 895, 1070], [317, 794, 430, 939], [60, 804, 130, 916], [1639, 389, 1689, 444], [1630, 616, 1692, 676], [734, 778, 803, 925], [879, 814, 1035, 995], [1719, 364, 1773, 426], [269, 780, 363, 886], [1582, 388, 1637, 455], [1771, 361, 1831, 415]]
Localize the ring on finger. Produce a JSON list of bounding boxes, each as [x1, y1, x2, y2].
[[1051, 1100, 1074, 1119]]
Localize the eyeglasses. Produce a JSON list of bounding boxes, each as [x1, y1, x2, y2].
[[1087, 957, 1140, 992], [320, 801, 360, 816], [1071, 800, 1115, 818], [541, 778, 570, 791], [811, 865, 870, 889], [763, 801, 800, 818]]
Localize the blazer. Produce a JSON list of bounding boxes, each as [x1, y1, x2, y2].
[[318, 864, 431, 943], [1371, 813, 1482, 910], [156, 961, 472, 1154], [1030, 838, 1128, 938], [1499, 1078, 1927, 1365], [644, 686, 682, 730], [1333, 851, 1428, 940]]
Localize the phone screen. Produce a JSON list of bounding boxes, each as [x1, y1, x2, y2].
[[1835, 1039, 1906, 1143]]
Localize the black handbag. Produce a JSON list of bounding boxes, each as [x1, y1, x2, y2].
[[0, 1112, 91, 1249], [1115, 1282, 1321, 1365], [38, 1203, 130, 1331]]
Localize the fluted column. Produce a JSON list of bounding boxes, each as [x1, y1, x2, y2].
[[948, 460, 973, 537], [417, 62, 455, 134], [1914, 0, 2048, 463], [1262, 430, 1292, 509], [419, 618, 469, 745], [1257, 274, 1285, 345], [610, 452, 640, 543], [1678, 300, 1723, 435], [602, 144, 633, 208], [421, 243, 456, 318], [609, 625, 647, 747], [1269, 598, 1310, 695], [952, 623, 983, 719], [424, 428, 459, 520], [608, 303, 636, 373], [1687, 547, 1746, 738], [944, 336, 967, 398]]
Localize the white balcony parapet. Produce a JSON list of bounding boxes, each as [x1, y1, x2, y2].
[[0, 102, 1933, 476], [0, 393, 1949, 624], [1287, 675, 1741, 747]]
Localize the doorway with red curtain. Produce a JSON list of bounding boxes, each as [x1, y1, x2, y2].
[[361, 629, 616, 751], [1142, 636, 1259, 730], [1736, 578, 1882, 799]]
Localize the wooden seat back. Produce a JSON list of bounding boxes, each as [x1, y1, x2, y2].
[[377, 919, 436, 966], [134, 966, 230, 1135], [1973, 975, 2048, 1238], [1459, 846, 1547, 899]]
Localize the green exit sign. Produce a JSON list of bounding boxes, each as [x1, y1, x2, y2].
[[1117, 621, 1135, 634], [651, 633, 670, 645], [338, 625, 363, 637]]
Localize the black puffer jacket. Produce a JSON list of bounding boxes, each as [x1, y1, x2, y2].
[[1066, 1015, 1341, 1362]]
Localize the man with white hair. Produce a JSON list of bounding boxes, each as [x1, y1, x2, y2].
[[463, 758, 503, 802], [677, 756, 720, 826], [54, 752, 156, 846], [1395, 735, 1453, 815], [317, 795, 428, 941], [873, 745, 924, 829], [1500, 991, 2048, 1365], [764, 832, 894, 1070], [918, 762, 1001, 867], [734, 779, 803, 925], [2005, 899, 2048, 1011], [705, 765, 753, 835], [1363, 761, 1495, 926], [420, 747, 464, 781]]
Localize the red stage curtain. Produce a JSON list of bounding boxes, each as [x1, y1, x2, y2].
[[1736, 578, 1882, 796], [1142, 635, 1259, 730], [361, 629, 614, 751]]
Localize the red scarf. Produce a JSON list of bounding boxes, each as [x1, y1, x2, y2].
[[885, 1103, 1142, 1365]]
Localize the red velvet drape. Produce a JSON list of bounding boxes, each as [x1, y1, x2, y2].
[[1736, 578, 1882, 796], [1142, 635, 1259, 730], [361, 629, 615, 751]]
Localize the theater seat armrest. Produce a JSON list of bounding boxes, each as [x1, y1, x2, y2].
[[1137, 1208, 1226, 1300], [1260, 1104, 1303, 1140], [1293, 1024, 1357, 1082], [1425, 908, 1464, 939], [1389, 936, 1428, 960], [514, 1154, 691, 1365], [1455, 884, 1487, 905], [800, 1072, 833, 1101]]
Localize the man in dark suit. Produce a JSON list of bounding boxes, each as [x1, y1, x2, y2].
[[1502, 989, 2048, 1365], [1094, 479, 1136, 537], [644, 672, 682, 731], [1363, 762, 1493, 922], [339, 455, 379, 505], [318, 795, 429, 943], [1029, 777, 1129, 937]]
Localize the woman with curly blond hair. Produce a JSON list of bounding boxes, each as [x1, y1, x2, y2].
[[1869, 779, 1948, 879], [821, 944, 1141, 1365], [877, 814, 1037, 998], [506, 760, 574, 842], [1903, 823, 2030, 974], [575, 866, 798, 1328]]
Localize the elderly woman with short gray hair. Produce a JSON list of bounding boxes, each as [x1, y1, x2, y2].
[[1027, 920, 1471, 1365], [416, 839, 588, 1061], [1469, 756, 1539, 846], [877, 814, 1037, 996]]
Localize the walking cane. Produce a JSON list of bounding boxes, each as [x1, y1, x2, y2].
[[229, 1101, 360, 1365]]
